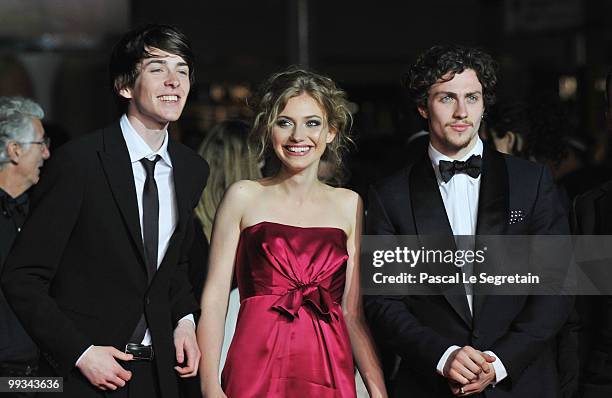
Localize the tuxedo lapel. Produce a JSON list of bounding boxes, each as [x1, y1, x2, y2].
[[98, 124, 147, 273], [475, 147, 508, 236], [410, 155, 454, 237], [473, 147, 509, 319], [410, 155, 472, 327]]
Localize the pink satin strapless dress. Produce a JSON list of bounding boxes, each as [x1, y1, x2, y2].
[[221, 221, 357, 398]]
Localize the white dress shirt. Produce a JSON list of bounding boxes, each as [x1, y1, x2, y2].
[[120, 114, 196, 345], [76, 116, 193, 365], [430, 138, 508, 384]]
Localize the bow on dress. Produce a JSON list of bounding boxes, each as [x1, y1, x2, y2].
[[272, 282, 338, 321]]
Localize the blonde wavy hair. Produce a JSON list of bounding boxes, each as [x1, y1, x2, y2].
[[250, 67, 353, 180], [195, 120, 261, 240]]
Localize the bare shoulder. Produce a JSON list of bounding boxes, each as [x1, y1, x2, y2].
[[220, 179, 264, 211], [327, 186, 362, 211], [224, 179, 262, 199], [212, 180, 266, 231], [325, 186, 363, 231]]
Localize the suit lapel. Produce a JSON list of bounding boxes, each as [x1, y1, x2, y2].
[[410, 155, 454, 237], [410, 155, 472, 327], [167, 140, 191, 240], [147, 140, 193, 284], [473, 147, 509, 319], [98, 124, 146, 272], [475, 147, 508, 236]]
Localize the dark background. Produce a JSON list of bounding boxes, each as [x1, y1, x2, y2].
[[1, 0, 610, 191]]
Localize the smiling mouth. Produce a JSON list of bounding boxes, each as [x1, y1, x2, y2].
[[284, 145, 312, 156], [158, 95, 179, 102]]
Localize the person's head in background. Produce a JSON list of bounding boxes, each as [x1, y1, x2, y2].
[[250, 67, 353, 184], [481, 101, 529, 157], [524, 97, 573, 180], [196, 120, 261, 240], [0, 97, 50, 197]]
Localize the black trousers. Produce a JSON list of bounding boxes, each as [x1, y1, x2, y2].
[[104, 360, 161, 398]]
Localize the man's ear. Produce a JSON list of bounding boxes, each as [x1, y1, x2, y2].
[[417, 106, 428, 119], [7, 142, 20, 164], [119, 86, 133, 99]]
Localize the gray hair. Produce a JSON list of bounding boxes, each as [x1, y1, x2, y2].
[[0, 97, 45, 165]]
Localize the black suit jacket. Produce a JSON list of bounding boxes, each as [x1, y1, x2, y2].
[[573, 180, 612, 397], [365, 147, 571, 398], [1, 123, 208, 398]]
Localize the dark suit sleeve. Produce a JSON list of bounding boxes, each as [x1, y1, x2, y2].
[[365, 186, 454, 374], [0, 148, 91, 376], [491, 166, 573, 385], [188, 217, 209, 304], [169, 158, 208, 324]]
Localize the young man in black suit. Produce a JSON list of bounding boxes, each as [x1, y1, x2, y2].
[[365, 45, 571, 397], [1, 25, 208, 398]]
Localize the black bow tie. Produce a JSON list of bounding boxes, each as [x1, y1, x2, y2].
[[438, 155, 482, 183]]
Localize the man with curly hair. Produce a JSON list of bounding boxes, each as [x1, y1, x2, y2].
[[365, 45, 571, 397]]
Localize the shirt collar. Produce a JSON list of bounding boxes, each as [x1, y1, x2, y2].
[[428, 136, 483, 166], [0, 187, 27, 204], [120, 114, 172, 167]]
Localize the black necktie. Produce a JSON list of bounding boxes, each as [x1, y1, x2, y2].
[[438, 154, 482, 183], [141, 155, 161, 279], [130, 155, 161, 343]]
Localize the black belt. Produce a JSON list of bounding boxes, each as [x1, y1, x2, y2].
[[124, 344, 154, 361]]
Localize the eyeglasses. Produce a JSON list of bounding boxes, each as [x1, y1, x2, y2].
[[19, 136, 50, 149]]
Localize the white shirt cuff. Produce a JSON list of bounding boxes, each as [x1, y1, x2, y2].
[[484, 350, 508, 385], [436, 345, 461, 375], [75, 345, 94, 366], [178, 314, 195, 326]]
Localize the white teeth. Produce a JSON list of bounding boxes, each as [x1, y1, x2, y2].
[[159, 95, 178, 102], [286, 146, 310, 153]]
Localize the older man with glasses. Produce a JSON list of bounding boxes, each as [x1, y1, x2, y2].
[[0, 96, 50, 397]]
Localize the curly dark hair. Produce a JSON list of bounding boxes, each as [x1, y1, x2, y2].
[[404, 45, 498, 109]]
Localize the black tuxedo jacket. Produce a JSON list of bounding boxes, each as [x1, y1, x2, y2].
[[573, 180, 612, 397], [365, 147, 571, 398], [1, 123, 208, 398]]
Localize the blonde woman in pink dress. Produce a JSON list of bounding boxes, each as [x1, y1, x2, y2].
[[197, 68, 387, 398]]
